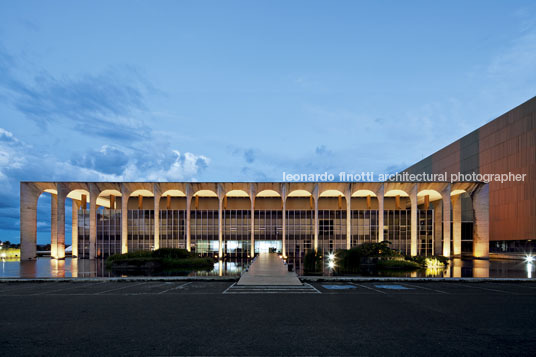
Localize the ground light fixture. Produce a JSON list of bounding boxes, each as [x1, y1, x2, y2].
[[327, 252, 336, 269], [525, 255, 534, 263]]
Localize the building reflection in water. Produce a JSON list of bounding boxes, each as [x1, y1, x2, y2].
[[1, 256, 535, 279]]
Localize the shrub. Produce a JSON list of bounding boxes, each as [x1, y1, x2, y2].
[[303, 250, 323, 274], [106, 248, 214, 271], [152, 248, 192, 259], [377, 259, 421, 270], [405, 255, 449, 267]]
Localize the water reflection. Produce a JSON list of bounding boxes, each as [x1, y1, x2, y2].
[[0, 257, 534, 279]]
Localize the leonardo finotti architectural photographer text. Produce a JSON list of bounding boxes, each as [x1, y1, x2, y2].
[[282, 171, 527, 183]]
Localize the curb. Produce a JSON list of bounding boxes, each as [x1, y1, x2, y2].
[[299, 276, 535, 283], [0, 276, 239, 283]]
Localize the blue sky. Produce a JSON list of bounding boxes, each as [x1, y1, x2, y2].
[[0, 0, 535, 244]]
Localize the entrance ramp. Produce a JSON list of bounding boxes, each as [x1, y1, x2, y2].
[[237, 253, 302, 286]]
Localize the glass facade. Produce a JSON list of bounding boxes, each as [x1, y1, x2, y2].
[[159, 210, 186, 249], [351, 210, 379, 246], [77, 207, 437, 258], [191, 210, 219, 255], [285, 210, 313, 259], [77, 209, 90, 259], [418, 209, 434, 256], [97, 209, 122, 257], [317, 210, 346, 255], [254, 210, 282, 253], [127, 210, 154, 252], [223, 210, 251, 257]]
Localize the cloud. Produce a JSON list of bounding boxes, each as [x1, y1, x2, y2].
[[0, 45, 151, 141], [244, 149, 255, 163], [315, 145, 331, 156], [71, 145, 130, 176]]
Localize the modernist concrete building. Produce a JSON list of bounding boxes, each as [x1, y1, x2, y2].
[[19, 181, 490, 261], [405, 96, 536, 254]]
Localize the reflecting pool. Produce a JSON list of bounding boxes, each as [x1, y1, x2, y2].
[[0, 257, 534, 279]]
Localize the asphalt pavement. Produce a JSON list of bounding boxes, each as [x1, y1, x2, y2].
[[0, 281, 535, 356]]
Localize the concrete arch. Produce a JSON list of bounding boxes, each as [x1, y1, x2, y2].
[[226, 189, 249, 197], [287, 189, 312, 197], [161, 189, 186, 197], [256, 189, 281, 197], [193, 189, 218, 197], [352, 189, 376, 197], [417, 189, 442, 202], [351, 182, 383, 197], [385, 189, 409, 197], [319, 189, 345, 197]]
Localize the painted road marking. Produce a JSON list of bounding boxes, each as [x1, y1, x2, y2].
[[399, 282, 449, 294], [94, 282, 147, 295], [158, 282, 192, 294], [351, 283, 387, 294], [375, 284, 413, 290], [322, 285, 356, 290]]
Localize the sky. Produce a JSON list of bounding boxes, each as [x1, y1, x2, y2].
[[0, 0, 535, 244]]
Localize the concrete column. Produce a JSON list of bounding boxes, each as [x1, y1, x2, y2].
[[452, 194, 462, 256], [441, 184, 451, 257], [50, 193, 58, 259], [377, 184, 384, 242], [54, 184, 68, 259], [250, 197, 255, 257], [433, 200, 442, 256], [472, 183, 490, 259], [313, 184, 319, 252], [153, 184, 161, 251], [217, 184, 224, 257], [410, 184, 418, 257], [20, 182, 41, 260], [345, 184, 351, 249], [249, 184, 256, 257], [71, 199, 79, 257], [186, 184, 193, 252], [281, 184, 288, 257], [121, 184, 130, 254], [89, 184, 99, 259]]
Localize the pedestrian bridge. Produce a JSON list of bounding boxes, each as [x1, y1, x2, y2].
[[237, 253, 302, 286]]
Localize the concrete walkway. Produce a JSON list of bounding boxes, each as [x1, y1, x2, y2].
[[237, 253, 302, 286]]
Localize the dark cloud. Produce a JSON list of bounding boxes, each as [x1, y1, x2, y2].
[[71, 146, 130, 175]]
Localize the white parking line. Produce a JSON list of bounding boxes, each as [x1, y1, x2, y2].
[[93, 282, 147, 295], [350, 283, 387, 294], [158, 282, 192, 294], [34, 282, 107, 295], [448, 282, 517, 294], [304, 283, 322, 294], [222, 283, 236, 294], [399, 282, 449, 294]]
